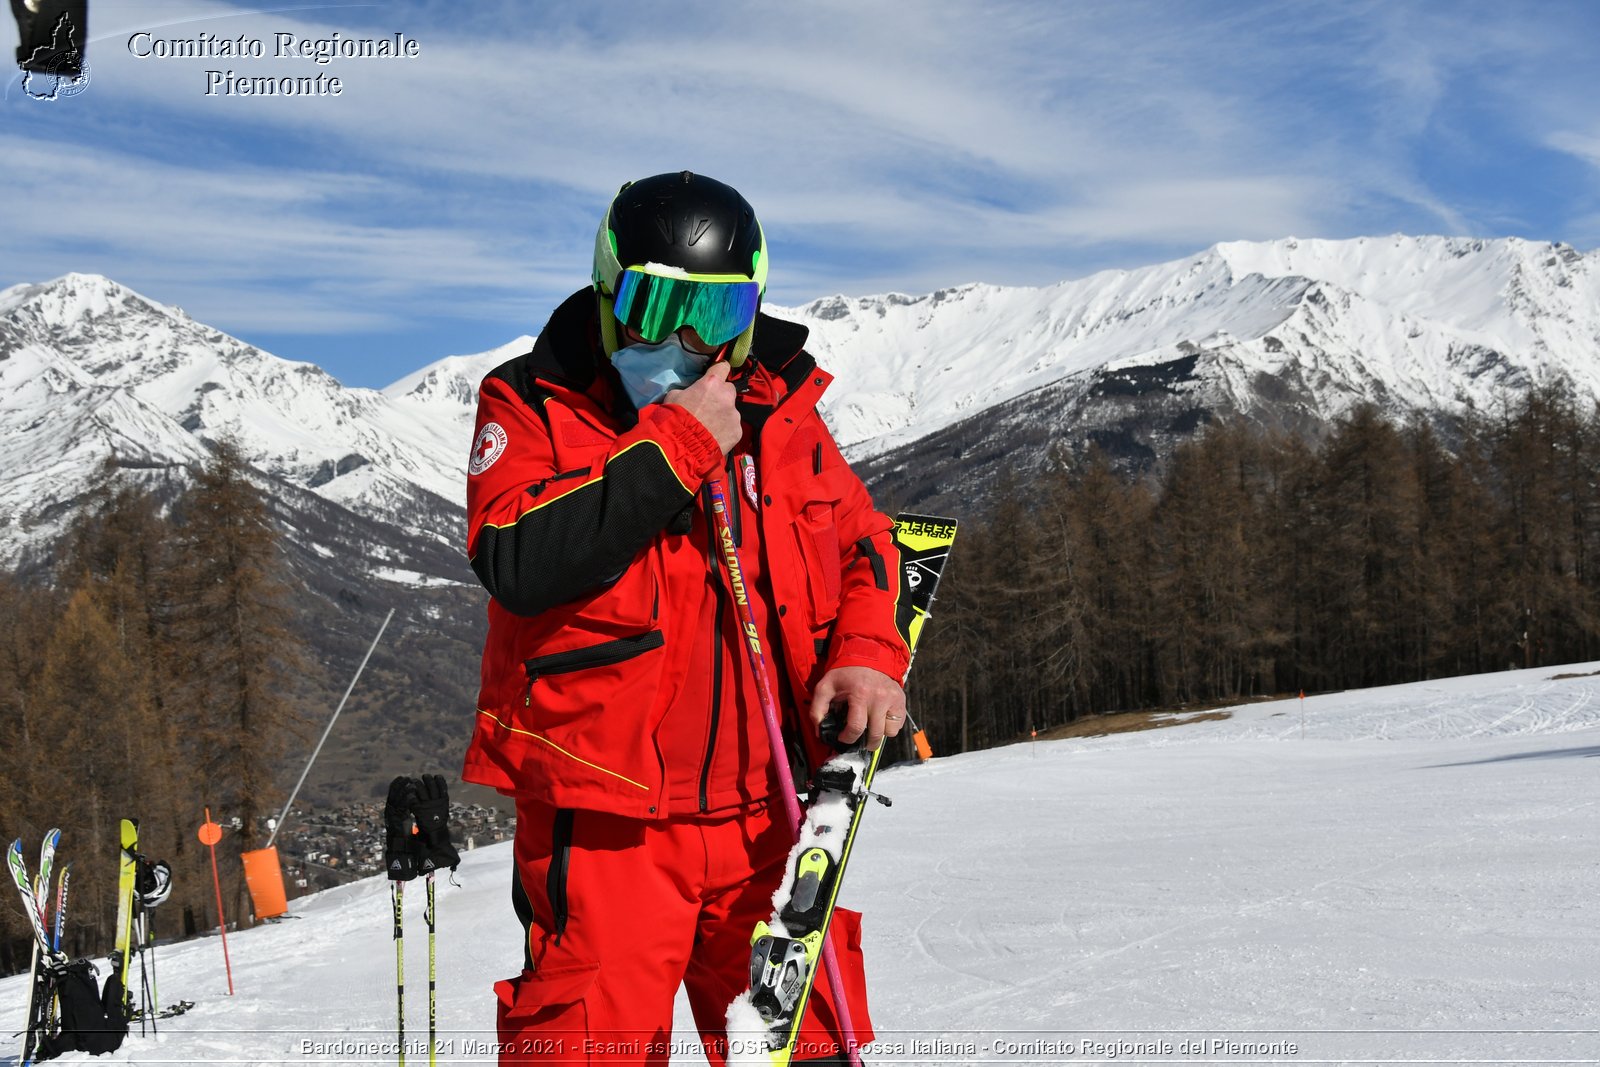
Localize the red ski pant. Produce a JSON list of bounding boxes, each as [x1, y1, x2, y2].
[[496, 797, 873, 1065]]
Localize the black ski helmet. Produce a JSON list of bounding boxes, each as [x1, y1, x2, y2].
[[592, 171, 768, 364]]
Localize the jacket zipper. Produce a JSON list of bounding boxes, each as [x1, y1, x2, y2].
[[547, 808, 574, 945], [698, 466, 739, 813], [698, 590, 726, 813], [522, 630, 665, 705]]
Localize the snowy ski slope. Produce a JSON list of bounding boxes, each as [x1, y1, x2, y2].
[[4, 662, 1599, 1066]]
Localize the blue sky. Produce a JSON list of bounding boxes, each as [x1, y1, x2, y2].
[[3, 0, 1598, 388]]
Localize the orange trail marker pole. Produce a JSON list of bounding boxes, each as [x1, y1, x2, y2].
[[198, 809, 235, 995], [904, 709, 935, 762]]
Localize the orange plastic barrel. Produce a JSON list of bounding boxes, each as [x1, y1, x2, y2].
[[241, 847, 289, 920]]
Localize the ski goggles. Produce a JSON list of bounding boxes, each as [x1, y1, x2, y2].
[[612, 267, 761, 348]]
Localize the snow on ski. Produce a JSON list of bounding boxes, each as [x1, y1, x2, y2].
[[726, 514, 957, 1066]]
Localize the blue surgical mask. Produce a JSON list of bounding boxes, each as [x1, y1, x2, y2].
[[612, 335, 712, 409]]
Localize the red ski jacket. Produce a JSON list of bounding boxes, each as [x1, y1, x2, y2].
[[462, 290, 911, 818]]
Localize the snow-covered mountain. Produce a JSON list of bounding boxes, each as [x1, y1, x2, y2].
[[0, 272, 528, 568], [803, 235, 1600, 464], [2, 235, 1596, 816], [4, 235, 1597, 565]]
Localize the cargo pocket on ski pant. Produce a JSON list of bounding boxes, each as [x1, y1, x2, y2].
[[495, 962, 598, 1065], [794, 907, 874, 1058]]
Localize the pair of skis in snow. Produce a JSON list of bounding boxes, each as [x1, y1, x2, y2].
[[113, 819, 183, 1032], [702, 491, 958, 1067], [7, 830, 69, 1066], [10, 821, 173, 1064]]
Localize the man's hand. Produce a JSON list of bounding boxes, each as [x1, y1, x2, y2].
[[665, 361, 740, 454], [808, 665, 907, 751]]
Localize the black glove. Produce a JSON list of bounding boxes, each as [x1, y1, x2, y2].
[[409, 773, 461, 874], [383, 775, 419, 881]]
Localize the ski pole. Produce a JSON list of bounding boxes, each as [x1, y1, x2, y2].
[[136, 911, 154, 1034], [425, 873, 437, 1067], [703, 478, 864, 1067], [148, 908, 159, 1028], [392, 881, 406, 1067]]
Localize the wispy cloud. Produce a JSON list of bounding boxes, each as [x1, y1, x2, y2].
[[1, 0, 1595, 383]]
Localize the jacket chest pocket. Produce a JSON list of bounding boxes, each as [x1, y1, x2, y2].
[[522, 630, 666, 706], [794, 499, 842, 626]]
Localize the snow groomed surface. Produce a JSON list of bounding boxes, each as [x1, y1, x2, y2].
[[4, 661, 1598, 1065]]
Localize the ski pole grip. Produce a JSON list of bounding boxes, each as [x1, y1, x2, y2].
[[818, 706, 865, 753]]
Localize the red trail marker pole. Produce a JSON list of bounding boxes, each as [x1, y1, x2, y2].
[[198, 809, 235, 996]]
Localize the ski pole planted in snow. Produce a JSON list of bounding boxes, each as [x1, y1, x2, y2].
[[408, 773, 461, 1067], [384, 776, 421, 1067]]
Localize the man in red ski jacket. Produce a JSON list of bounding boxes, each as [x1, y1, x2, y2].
[[462, 172, 914, 1065]]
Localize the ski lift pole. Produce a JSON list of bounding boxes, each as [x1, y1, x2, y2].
[[267, 609, 394, 849]]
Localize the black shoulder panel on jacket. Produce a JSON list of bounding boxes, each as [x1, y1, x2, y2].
[[750, 312, 816, 393], [470, 440, 692, 616], [529, 288, 606, 390], [483, 351, 553, 429]]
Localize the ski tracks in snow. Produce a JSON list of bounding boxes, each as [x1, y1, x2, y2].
[[1251, 672, 1600, 744]]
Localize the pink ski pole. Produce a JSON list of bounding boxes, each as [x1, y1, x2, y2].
[[704, 478, 864, 1067]]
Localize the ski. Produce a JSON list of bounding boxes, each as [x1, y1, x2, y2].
[[34, 830, 59, 929], [113, 819, 138, 1022], [130, 999, 196, 1021], [46, 864, 71, 1034], [31, 829, 62, 1054], [9, 835, 66, 1067], [6, 839, 57, 955], [726, 514, 958, 1066], [52, 864, 70, 952]]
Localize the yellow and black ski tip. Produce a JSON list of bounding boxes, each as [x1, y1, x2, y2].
[[891, 514, 957, 655]]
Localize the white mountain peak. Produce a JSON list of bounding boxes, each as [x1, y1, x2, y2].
[[1, 235, 1596, 569], [777, 234, 1600, 458]]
